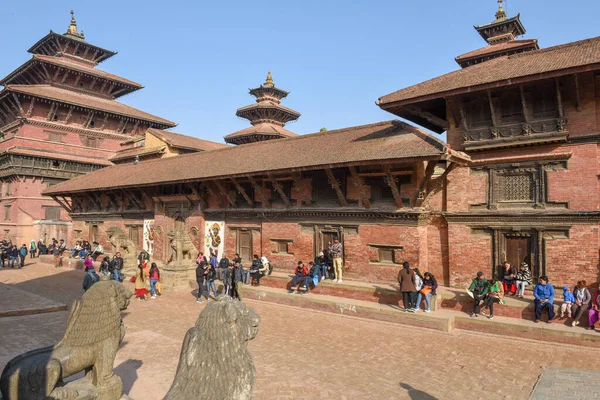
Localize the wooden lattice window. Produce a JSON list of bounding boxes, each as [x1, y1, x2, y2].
[[531, 84, 559, 120], [500, 174, 534, 202], [467, 98, 492, 129], [271, 239, 293, 254], [379, 248, 395, 263]]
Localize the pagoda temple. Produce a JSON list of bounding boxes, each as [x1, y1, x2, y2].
[[454, 0, 539, 68], [224, 71, 300, 145], [0, 11, 176, 244]]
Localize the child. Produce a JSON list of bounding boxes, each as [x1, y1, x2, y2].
[[561, 285, 575, 319], [515, 262, 532, 298]]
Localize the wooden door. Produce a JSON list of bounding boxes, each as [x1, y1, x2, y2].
[[505, 236, 532, 271], [238, 231, 252, 263]]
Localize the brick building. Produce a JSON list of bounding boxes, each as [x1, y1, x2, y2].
[[44, 3, 600, 288]]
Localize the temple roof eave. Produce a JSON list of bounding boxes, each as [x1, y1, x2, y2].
[[27, 31, 117, 64], [0, 56, 143, 95], [0, 85, 176, 129]]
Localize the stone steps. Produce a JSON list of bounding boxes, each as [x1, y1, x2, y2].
[[240, 283, 600, 348]]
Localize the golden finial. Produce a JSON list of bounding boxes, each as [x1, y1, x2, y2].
[[264, 70, 275, 87], [66, 10, 84, 38], [495, 0, 507, 22]]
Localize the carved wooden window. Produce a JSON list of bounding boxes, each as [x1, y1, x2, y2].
[[470, 161, 568, 210], [3, 205, 10, 221], [467, 98, 492, 129], [500, 174, 534, 202], [44, 207, 61, 221], [312, 170, 344, 203], [368, 244, 403, 264], [499, 90, 523, 124], [129, 226, 140, 244], [531, 84, 559, 120], [271, 239, 293, 254]]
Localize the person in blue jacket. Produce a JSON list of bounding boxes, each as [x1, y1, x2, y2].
[[533, 275, 555, 323]]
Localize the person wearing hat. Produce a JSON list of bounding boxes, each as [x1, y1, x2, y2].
[[515, 262, 532, 298], [315, 251, 328, 281], [560, 285, 575, 319], [468, 271, 489, 317], [90, 241, 104, 261]]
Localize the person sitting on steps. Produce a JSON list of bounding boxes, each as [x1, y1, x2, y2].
[[533, 275, 555, 323], [288, 261, 308, 295], [468, 271, 488, 318], [481, 279, 504, 320]]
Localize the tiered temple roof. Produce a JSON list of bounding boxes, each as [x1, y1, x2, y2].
[[225, 71, 300, 145], [455, 0, 539, 68], [0, 10, 175, 135]]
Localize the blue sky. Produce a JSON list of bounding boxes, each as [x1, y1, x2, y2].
[[1, 0, 599, 143]]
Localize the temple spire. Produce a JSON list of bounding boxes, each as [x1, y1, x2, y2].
[[495, 0, 507, 22], [65, 10, 85, 40], [264, 70, 275, 87]]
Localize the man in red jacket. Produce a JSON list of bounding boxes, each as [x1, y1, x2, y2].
[[288, 261, 308, 295]]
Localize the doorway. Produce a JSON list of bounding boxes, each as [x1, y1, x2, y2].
[[314, 226, 344, 262], [237, 230, 253, 263], [495, 231, 539, 280]]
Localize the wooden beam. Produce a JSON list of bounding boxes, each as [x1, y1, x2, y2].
[[230, 177, 253, 207], [204, 183, 224, 208], [0, 101, 17, 118], [555, 78, 564, 119], [39, 63, 51, 80], [131, 120, 140, 135], [84, 111, 95, 129], [60, 70, 69, 84], [25, 97, 36, 118], [188, 183, 207, 210], [64, 106, 74, 124], [445, 97, 461, 128], [112, 87, 128, 97], [487, 91, 497, 127], [414, 160, 438, 208], [519, 85, 530, 123], [52, 196, 72, 213], [248, 175, 269, 207], [11, 94, 24, 116], [268, 174, 291, 208], [324, 167, 348, 207], [52, 68, 61, 82], [573, 74, 581, 112], [89, 78, 97, 91], [100, 113, 109, 130], [403, 105, 449, 130], [73, 74, 81, 88], [213, 180, 236, 207], [383, 164, 403, 208], [348, 166, 371, 209], [458, 101, 469, 133], [99, 81, 107, 94], [358, 170, 413, 178], [46, 102, 58, 121], [123, 189, 144, 209], [106, 83, 115, 96]]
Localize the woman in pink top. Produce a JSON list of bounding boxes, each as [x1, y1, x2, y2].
[[149, 262, 160, 299]]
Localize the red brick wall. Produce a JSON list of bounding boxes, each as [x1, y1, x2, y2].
[[448, 224, 492, 288], [546, 225, 600, 287], [446, 166, 487, 212]]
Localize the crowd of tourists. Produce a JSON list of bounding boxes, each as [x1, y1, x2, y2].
[[194, 252, 272, 303]]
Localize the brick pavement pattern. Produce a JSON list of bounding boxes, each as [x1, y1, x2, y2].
[[2, 263, 600, 399]]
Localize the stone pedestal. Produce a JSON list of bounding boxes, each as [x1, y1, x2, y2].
[[161, 261, 196, 290]]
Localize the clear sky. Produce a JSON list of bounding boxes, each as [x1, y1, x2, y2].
[[1, 0, 599, 143]]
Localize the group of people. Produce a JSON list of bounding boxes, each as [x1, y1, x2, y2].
[[194, 252, 271, 303], [72, 240, 104, 261], [0, 240, 31, 269], [396, 262, 438, 312]]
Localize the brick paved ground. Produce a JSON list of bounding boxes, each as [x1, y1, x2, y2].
[[2, 262, 600, 399]]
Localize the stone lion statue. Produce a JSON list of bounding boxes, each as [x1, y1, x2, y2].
[[106, 226, 137, 257], [164, 295, 260, 400], [167, 229, 198, 263], [0, 281, 132, 400]]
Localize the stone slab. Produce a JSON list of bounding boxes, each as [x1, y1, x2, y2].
[[0, 282, 67, 317], [531, 367, 600, 399]]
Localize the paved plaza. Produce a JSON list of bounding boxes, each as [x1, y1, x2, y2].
[[2, 262, 600, 399]]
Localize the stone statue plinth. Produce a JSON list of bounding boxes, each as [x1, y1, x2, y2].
[[160, 261, 196, 291]]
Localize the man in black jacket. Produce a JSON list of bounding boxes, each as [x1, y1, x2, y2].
[[218, 254, 230, 282], [111, 252, 124, 282], [196, 260, 207, 304]]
